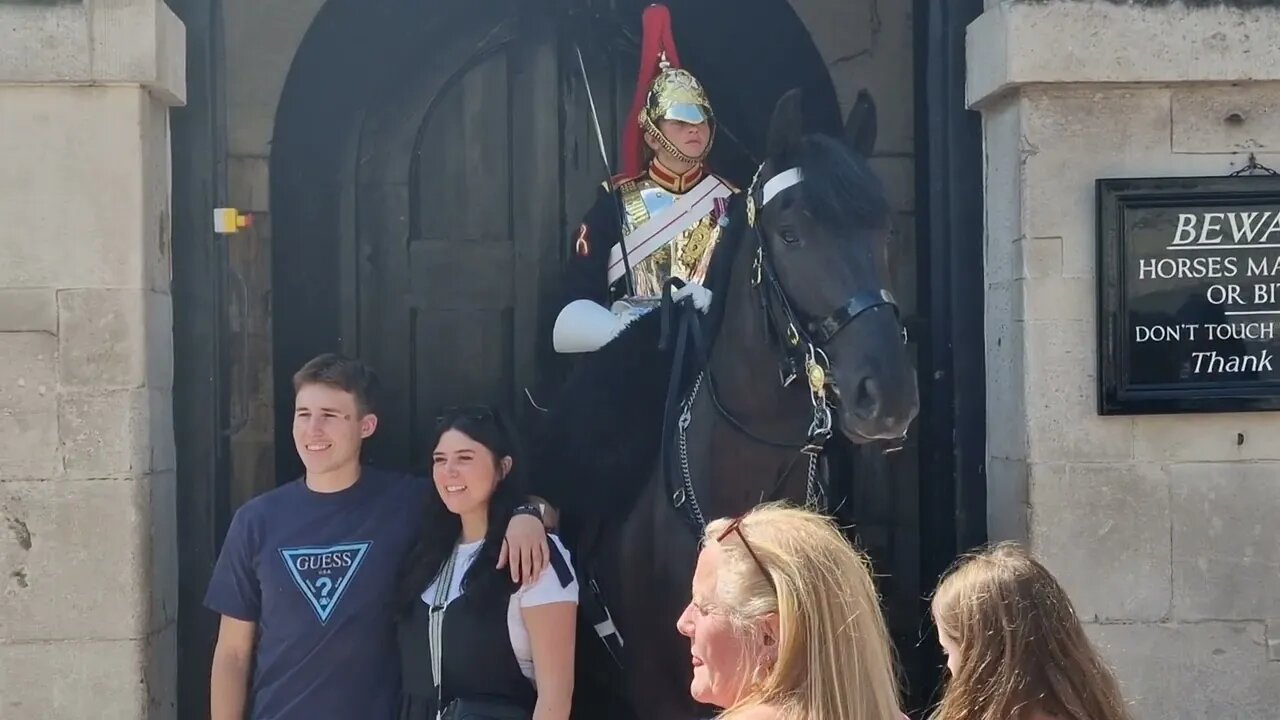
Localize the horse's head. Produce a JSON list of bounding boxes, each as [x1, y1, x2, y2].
[[746, 88, 919, 443]]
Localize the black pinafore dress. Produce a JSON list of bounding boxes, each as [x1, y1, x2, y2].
[[396, 549, 533, 720], [396, 543, 573, 720]]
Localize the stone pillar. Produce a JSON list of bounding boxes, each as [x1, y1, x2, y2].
[[0, 1, 185, 718], [969, 2, 1280, 718]]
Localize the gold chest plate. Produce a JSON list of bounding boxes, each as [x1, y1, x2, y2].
[[616, 178, 724, 300]]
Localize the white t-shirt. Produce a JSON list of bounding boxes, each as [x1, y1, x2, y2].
[[420, 535, 579, 680]]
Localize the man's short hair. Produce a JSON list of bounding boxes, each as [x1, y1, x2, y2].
[[292, 353, 380, 415]]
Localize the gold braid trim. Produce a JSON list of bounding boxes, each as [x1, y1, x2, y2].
[[618, 180, 649, 230]]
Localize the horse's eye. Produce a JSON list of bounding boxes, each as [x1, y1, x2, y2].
[[779, 229, 800, 245]]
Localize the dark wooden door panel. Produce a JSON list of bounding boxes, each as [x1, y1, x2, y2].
[[350, 6, 597, 470], [410, 239, 516, 310]]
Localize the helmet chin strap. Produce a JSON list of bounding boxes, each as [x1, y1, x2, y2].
[[644, 120, 713, 167]]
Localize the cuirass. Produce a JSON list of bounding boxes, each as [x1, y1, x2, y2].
[[616, 177, 724, 300]]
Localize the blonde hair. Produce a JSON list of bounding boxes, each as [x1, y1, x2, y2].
[[930, 542, 1132, 720], [703, 503, 901, 720]]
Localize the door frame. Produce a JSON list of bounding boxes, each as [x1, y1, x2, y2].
[[168, 0, 990, 714], [911, 0, 988, 707], [168, 0, 232, 715]]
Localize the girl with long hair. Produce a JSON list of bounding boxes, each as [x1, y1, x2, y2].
[[394, 406, 577, 720], [930, 542, 1133, 720], [676, 503, 903, 720]]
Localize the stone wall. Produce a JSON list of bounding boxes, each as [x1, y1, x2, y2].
[[970, 2, 1280, 717], [0, 1, 185, 718]]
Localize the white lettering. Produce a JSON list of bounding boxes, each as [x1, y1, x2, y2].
[[1265, 213, 1280, 243], [1138, 255, 1239, 279], [1191, 350, 1275, 374], [293, 552, 355, 572], [1199, 213, 1225, 244], [1205, 322, 1273, 341], [1228, 211, 1273, 243], [1168, 212, 1280, 245], [1135, 325, 1181, 342], [1245, 255, 1280, 277], [1255, 283, 1280, 305], [1206, 284, 1243, 305], [1173, 213, 1198, 244]]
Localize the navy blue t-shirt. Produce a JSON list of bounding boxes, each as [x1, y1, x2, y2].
[[204, 467, 429, 720]]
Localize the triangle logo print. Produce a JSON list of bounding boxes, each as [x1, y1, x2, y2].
[[279, 542, 372, 624]]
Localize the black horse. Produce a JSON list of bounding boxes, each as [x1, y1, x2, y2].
[[532, 87, 920, 720]]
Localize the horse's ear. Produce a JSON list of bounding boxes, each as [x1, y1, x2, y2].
[[767, 88, 804, 161], [843, 89, 877, 158]]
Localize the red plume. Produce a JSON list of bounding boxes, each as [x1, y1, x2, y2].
[[621, 4, 682, 177]]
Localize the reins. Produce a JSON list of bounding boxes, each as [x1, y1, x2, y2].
[[659, 161, 904, 535]]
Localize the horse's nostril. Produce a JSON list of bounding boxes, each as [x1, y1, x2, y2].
[[852, 377, 882, 420]]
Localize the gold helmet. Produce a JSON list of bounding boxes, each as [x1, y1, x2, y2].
[[639, 55, 715, 165], [621, 4, 716, 175]]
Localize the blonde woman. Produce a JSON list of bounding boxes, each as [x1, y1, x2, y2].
[[930, 542, 1133, 720], [675, 503, 903, 720]]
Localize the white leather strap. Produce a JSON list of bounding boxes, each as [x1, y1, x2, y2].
[[760, 167, 804, 206], [606, 175, 732, 285]]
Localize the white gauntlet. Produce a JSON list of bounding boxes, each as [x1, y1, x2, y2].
[[672, 281, 713, 313], [552, 300, 638, 354]]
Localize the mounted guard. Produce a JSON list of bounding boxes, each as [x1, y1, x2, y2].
[[533, 4, 739, 524], [552, 3, 737, 355]]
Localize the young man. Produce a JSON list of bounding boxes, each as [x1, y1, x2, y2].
[[205, 353, 550, 720]]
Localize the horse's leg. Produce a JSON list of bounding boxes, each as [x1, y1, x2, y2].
[[613, 474, 708, 720]]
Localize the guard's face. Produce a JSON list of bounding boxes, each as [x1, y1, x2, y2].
[[657, 118, 710, 160], [292, 383, 376, 476], [676, 545, 759, 709], [432, 429, 509, 517]]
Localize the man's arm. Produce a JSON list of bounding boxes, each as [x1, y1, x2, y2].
[[203, 507, 262, 719], [498, 502, 551, 585], [210, 615, 256, 720], [560, 186, 620, 308]]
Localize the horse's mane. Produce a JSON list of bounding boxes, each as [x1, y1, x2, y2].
[[697, 132, 889, 342], [695, 190, 748, 344], [794, 133, 890, 232]]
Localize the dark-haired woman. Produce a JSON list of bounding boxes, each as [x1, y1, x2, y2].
[[394, 407, 577, 720]]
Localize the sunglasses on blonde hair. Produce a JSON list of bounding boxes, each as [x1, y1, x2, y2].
[[716, 515, 777, 593]]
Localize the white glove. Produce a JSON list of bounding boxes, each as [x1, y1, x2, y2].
[[672, 281, 713, 313]]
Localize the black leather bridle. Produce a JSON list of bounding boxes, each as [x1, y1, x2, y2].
[[660, 162, 906, 533], [746, 164, 903, 448]]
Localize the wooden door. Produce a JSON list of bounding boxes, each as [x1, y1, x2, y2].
[[346, 2, 625, 472]]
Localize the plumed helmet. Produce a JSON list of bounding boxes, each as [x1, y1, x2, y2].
[[621, 5, 716, 175]]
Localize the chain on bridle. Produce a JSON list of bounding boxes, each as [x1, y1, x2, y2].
[[668, 161, 904, 532]]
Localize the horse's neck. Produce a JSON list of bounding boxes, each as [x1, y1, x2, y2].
[[707, 229, 813, 437]]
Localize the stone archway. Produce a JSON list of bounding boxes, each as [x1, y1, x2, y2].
[[265, 0, 941, 713], [268, 0, 845, 476], [265, 0, 938, 712]]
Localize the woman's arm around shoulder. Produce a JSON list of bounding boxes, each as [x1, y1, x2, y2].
[[521, 535, 578, 720]]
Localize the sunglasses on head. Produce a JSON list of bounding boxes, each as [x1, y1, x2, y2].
[[716, 515, 776, 593], [435, 404, 499, 426]]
